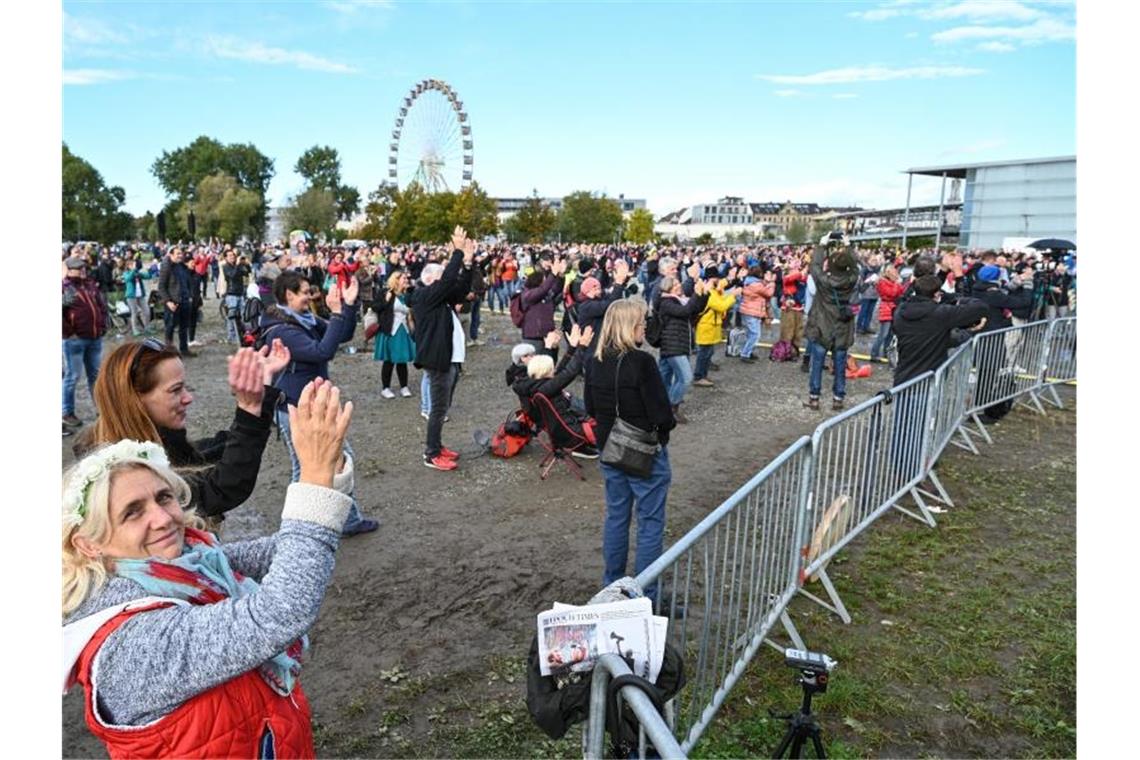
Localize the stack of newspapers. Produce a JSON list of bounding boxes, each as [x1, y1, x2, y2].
[[536, 596, 668, 680]]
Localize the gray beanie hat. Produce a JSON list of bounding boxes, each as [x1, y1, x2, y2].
[[511, 343, 536, 365]]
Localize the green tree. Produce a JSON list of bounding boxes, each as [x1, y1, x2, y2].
[[557, 191, 624, 243], [412, 191, 456, 243], [151, 136, 275, 234], [283, 187, 338, 238], [624, 208, 656, 244], [449, 182, 499, 240], [694, 232, 716, 246], [191, 172, 262, 241], [786, 219, 810, 244], [386, 182, 425, 244], [357, 183, 400, 240], [134, 211, 157, 242], [62, 143, 134, 243], [810, 219, 834, 242], [294, 144, 361, 221], [507, 190, 558, 243]]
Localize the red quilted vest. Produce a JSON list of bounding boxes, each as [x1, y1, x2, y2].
[[74, 603, 315, 759]]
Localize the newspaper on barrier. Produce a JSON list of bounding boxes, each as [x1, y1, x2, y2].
[[537, 597, 667, 682]]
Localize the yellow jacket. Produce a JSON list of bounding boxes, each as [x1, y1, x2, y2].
[[696, 287, 737, 345]]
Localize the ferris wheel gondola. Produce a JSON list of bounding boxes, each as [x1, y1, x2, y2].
[[388, 78, 473, 193]]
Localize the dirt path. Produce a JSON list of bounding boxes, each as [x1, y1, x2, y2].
[[62, 305, 909, 758]]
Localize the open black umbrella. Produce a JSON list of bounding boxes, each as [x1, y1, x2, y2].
[[1027, 238, 1075, 251]]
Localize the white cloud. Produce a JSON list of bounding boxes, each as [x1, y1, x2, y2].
[[848, 8, 903, 21], [832, 93, 859, 99], [978, 41, 1017, 52], [64, 13, 128, 46], [920, 1, 1043, 22], [774, 89, 803, 97], [63, 69, 135, 86], [203, 36, 357, 73], [757, 65, 984, 86], [324, 0, 394, 12], [932, 16, 1075, 44]]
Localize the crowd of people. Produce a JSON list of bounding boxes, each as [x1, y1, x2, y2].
[[61, 229, 1075, 756]]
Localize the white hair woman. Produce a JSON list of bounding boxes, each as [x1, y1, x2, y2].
[[62, 380, 355, 759], [583, 298, 676, 603]]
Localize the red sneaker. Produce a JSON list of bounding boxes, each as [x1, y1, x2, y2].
[[440, 446, 460, 460], [424, 454, 458, 471]]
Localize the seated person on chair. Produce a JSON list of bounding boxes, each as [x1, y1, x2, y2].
[[511, 323, 598, 458]]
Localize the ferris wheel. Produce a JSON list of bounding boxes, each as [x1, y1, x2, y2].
[[388, 78, 473, 193]]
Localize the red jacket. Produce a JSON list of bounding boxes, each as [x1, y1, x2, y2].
[[327, 259, 361, 291], [74, 603, 315, 759], [62, 277, 108, 339], [192, 254, 210, 277], [877, 278, 906, 323]]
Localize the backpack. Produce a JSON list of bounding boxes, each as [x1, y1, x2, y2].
[[769, 339, 799, 362], [725, 326, 747, 357], [490, 410, 534, 458], [240, 298, 267, 347], [644, 313, 663, 348], [509, 291, 526, 328]]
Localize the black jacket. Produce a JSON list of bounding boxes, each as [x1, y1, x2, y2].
[[406, 249, 472, 371], [512, 348, 587, 444], [156, 258, 196, 306], [223, 262, 251, 296], [973, 280, 1032, 333], [370, 291, 411, 337], [654, 291, 710, 358], [584, 349, 676, 451], [892, 296, 988, 385]]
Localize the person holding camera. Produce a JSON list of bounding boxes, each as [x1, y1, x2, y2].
[[122, 255, 152, 337], [222, 249, 252, 344], [804, 241, 860, 411]]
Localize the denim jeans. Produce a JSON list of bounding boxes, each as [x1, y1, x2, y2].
[[809, 341, 847, 400], [856, 298, 877, 333], [469, 297, 482, 340], [740, 314, 762, 359], [657, 355, 693, 406], [275, 407, 367, 532], [600, 447, 672, 601], [420, 373, 431, 415], [869, 320, 892, 361], [693, 344, 715, 381], [224, 294, 245, 342], [425, 363, 460, 457], [62, 337, 102, 416], [127, 297, 150, 335]]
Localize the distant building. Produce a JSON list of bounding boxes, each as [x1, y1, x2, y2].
[[494, 195, 646, 224], [900, 156, 1076, 250], [656, 196, 862, 243], [266, 207, 287, 244]]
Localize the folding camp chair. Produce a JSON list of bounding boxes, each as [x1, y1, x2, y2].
[[529, 392, 590, 481]]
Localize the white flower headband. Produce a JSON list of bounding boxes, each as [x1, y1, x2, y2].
[[63, 440, 169, 529]]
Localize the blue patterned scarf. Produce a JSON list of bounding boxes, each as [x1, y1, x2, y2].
[[113, 528, 308, 696]]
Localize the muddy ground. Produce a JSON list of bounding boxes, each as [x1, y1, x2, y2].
[[62, 304, 1066, 757]]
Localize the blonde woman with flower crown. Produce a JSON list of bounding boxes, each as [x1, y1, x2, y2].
[[62, 380, 354, 759]]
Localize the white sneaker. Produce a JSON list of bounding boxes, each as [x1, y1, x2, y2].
[[400, 387, 412, 397], [421, 410, 430, 420], [381, 388, 396, 399], [188, 340, 203, 347]]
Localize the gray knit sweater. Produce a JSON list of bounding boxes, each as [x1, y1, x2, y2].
[[63, 481, 352, 727]]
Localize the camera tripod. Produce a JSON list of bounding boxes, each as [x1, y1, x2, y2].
[[771, 671, 828, 758]]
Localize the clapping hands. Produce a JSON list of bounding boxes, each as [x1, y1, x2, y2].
[[290, 378, 353, 488]]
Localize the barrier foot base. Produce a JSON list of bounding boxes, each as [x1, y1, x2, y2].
[[1046, 383, 1065, 409], [895, 489, 938, 527], [1015, 389, 1047, 416], [968, 413, 994, 445], [925, 469, 955, 509], [797, 568, 852, 624], [950, 423, 981, 455], [764, 609, 806, 654]]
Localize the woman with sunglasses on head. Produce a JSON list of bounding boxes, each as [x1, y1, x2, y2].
[[74, 337, 291, 521], [62, 380, 355, 758]]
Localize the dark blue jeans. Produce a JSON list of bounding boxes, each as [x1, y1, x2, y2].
[[62, 337, 102, 416], [856, 298, 877, 333], [693, 344, 715, 381], [809, 342, 847, 400], [601, 447, 672, 601], [469, 297, 482, 340], [870, 320, 892, 361]]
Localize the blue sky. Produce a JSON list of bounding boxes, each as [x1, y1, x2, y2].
[[62, 0, 1075, 218]]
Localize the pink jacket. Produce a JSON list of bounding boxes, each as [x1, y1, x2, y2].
[[740, 279, 775, 319]]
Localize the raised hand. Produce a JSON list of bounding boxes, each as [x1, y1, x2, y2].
[[614, 258, 630, 284], [687, 262, 701, 280], [568, 322, 582, 347], [462, 236, 477, 265], [578, 324, 595, 347], [326, 284, 343, 314], [544, 329, 563, 350], [228, 347, 266, 417], [342, 276, 359, 306], [451, 225, 468, 253], [289, 380, 353, 488], [258, 338, 291, 385]]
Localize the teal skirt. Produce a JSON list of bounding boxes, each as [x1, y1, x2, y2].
[[374, 324, 416, 364]]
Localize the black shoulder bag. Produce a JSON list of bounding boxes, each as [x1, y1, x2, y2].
[[599, 353, 661, 478]]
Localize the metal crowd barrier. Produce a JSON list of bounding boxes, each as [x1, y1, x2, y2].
[[798, 373, 936, 622], [589, 439, 814, 755], [577, 316, 1076, 758]]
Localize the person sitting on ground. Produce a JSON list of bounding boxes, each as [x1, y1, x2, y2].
[[506, 330, 563, 388], [75, 339, 289, 523], [511, 324, 598, 458], [62, 380, 356, 758]]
